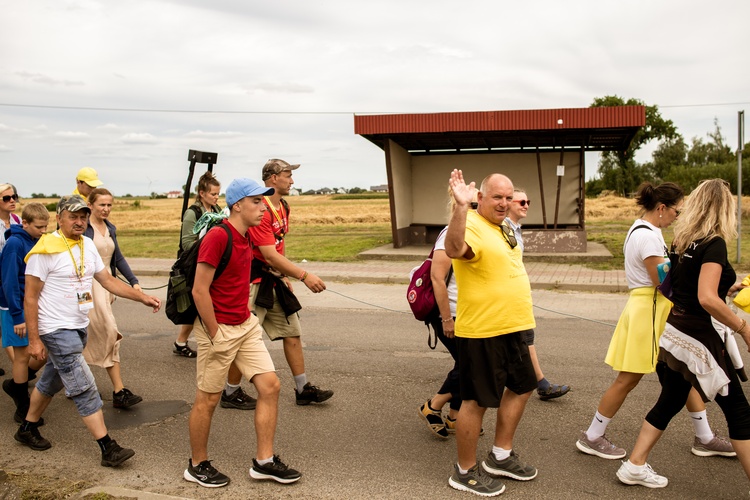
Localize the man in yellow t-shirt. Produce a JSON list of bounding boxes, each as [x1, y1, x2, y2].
[[444, 169, 538, 496]]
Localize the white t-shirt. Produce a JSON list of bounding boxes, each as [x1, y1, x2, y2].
[[623, 219, 668, 289], [434, 227, 458, 318], [25, 233, 105, 335]]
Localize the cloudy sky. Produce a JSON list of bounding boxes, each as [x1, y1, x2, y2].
[[1, 0, 748, 197]]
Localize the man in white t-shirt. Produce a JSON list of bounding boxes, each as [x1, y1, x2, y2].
[[16, 195, 161, 467]]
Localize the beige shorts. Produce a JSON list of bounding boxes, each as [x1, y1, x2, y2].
[[193, 315, 275, 394], [250, 283, 302, 341]]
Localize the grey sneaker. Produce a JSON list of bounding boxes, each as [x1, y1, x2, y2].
[[448, 463, 506, 497], [691, 433, 736, 457], [482, 450, 537, 481], [616, 461, 668, 488], [576, 430, 626, 459]]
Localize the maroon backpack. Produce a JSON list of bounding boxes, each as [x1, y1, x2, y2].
[[407, 248, 454, 348]]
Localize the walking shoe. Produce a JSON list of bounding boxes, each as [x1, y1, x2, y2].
[[448, 463, 505, 497], [173, 342, 197, 358], [419, 400, 449, 439], [184, 459, 230, 488], [482, 450, 537, 481], [691, 432, 736, 457], [101, 439, 135, 467], [616, 461, 668, 488], [220, 387, 256, 410], [576, 430, 626, 459], [14, 425, 51, 451], [113, 388, 143, 409], [295, 383, 333, 405], [250, 455, 302, 484], [445, 416, 485, 436], [537, 383, 570, 401]]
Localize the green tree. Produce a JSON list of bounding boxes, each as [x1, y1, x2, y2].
[[590, 95, 679, 195], [644, 136, 688, 181]]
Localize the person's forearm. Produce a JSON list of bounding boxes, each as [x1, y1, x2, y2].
[[445, 204, 469, 258]]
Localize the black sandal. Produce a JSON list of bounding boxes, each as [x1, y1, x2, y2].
[[537, 383, 570, 401]]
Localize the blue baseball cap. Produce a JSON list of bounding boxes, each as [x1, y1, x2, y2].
[[225, 178, 274, 206]]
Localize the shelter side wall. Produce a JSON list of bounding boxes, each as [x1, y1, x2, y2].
[[411, 152, 581, 227], [387, 139, 414, 229]]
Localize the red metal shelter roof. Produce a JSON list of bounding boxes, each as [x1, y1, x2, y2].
[[355, 106, 645, 153]]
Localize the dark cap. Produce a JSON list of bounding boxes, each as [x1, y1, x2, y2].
[[57, 195, 91, 215], [262, 158, 300, 181]]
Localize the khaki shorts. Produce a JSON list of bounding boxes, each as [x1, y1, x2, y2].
[[193, 315, 275, 394], [250, 283, 302, 341]]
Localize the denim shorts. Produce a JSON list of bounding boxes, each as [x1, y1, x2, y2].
[[36, 328, 102, 417]]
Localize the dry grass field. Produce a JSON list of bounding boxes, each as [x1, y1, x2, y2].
[[14, 194, 750, 270]]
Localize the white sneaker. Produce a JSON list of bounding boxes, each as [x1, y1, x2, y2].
[[616, 461, 668, 488]]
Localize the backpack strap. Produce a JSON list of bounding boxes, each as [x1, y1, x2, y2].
[[624, 224, 651, 247], [212, 224, 233, 281]]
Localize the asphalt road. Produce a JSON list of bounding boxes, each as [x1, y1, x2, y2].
[[1, 278, 748, 499]]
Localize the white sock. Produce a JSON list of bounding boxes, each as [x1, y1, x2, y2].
[[492, 446, 511, 461], [624, 460, 645, 473], [257, 456, 273, 466], [457, 463, 469, 475], [585, 411, 611, 440], [175, 341, 187, 346], [224, 383, 240, 396], [294, 374, 308, 393], [689, 410, 714, 443]]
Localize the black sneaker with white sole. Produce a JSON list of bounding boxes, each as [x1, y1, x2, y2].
[[220, 387, 256, 410], [250, 455, 302, 484], [184, 459, 230, 488]]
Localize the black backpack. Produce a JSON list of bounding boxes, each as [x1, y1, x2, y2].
[[165, 224, 233, 325]]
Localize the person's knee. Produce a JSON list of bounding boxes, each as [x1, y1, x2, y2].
[[613, 372, 642, 392], [72, 384, 103, 417], [254, 372, 281, 398], [194, 390, 221, 411]]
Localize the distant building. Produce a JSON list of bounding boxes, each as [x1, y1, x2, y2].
[[370, 184, 389, 193], [289, 188, 301, 196], [316, 187, 333, 195], [167, 190, 182, 199]]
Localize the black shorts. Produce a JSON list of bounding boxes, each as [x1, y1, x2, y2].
[[520, 328, 535, 346], [457, 332, 537, 408]]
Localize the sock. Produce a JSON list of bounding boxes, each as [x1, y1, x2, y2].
[[20, 420, 34, 432], [624, 460, 645, 473], [175, 341, 187, 347], [257, 456, 274, 466], [537, 378, 551, 391], [96, 434, 112, 453], [689, 410, 714, 443], [492, 446, 511, 461], [457, 463, 469, 475], [585, 411, 611, 440], [427, 399, 440, 412], [294, 374, 308, 393], [224, 383, 240, 396]]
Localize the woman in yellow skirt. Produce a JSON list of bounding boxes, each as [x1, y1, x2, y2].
[[576, 181, 734, 460]]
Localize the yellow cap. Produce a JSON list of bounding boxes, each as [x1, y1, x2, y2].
[[76, 167, 103, 187]]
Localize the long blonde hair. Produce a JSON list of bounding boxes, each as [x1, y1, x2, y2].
[[672, 179, 736, 255]]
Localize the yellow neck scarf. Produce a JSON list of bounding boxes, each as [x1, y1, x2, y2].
[[25, 232, 83, 263]]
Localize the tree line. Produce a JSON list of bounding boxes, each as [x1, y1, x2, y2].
[[586, 95, 749, 197]]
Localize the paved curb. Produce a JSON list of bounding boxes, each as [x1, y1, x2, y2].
[[75, 485, 191, 500]]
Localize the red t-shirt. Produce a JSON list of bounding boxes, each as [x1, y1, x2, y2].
[[197, 220, 252, 325], [247, 199, 288, 283]]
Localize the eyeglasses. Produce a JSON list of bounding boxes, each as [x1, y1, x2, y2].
[[470, 202, 478, 209], [670, 206, 682, 217], [500, 223, 517, 249], [513, 199, 531, 207], [2, 194, 18, 203]]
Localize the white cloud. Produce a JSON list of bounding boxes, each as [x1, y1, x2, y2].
[[55, 131, 90, 139], [0, 145, 12, 152], [15, 71, 84, 87], [185, 130, 244, 138], [121, 133, 158, 144]]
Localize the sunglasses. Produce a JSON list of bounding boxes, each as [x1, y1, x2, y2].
[[2, 194, 18, 202], [513, 199, 531, 207], [500, 223, 517, 249]]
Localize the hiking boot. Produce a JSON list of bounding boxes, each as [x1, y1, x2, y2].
[[445, 416, 484, 436], [295, 383, 333, 405], [173, 342, 197, 358], [184, 459, 230, 488], [616, 461, 668, 488], [537, 383, 570, 401], [419, 400, 449, 439], [250, 455, 302, 484], [113, 388, 143, 409], [691, 432, 736, 457], [482, 450, 538, 481], [576, 430, 626, 459], [448, 463, 505, 497], [101, 439, 135, 467], [220, 387, 256, 410], [14, 425, 51, 451]]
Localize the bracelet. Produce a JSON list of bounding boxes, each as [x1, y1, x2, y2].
[[442, 318, 454, 323], [737, 318, 747, 334], [298, 270, 308, 282]]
